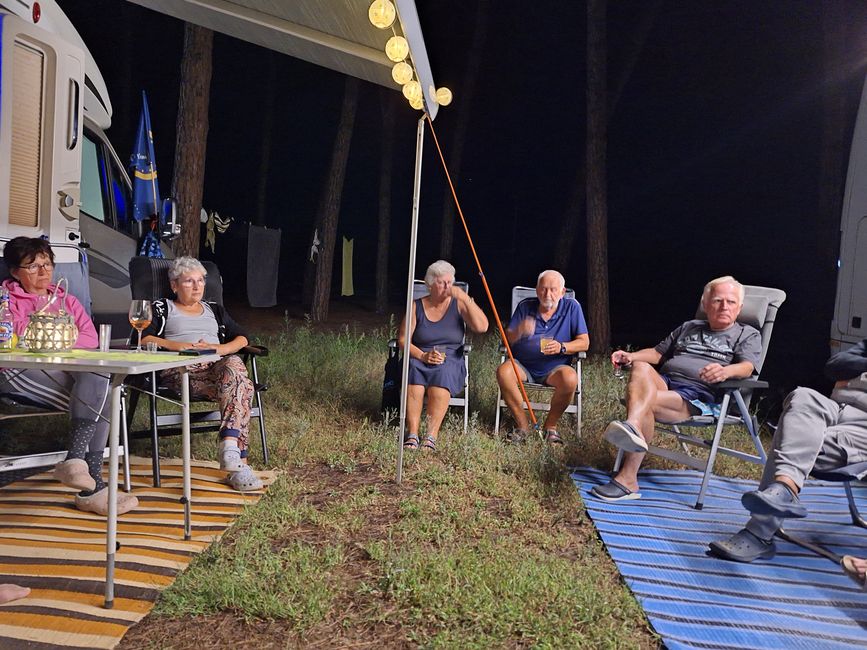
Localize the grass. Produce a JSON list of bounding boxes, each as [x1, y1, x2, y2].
[[115, 322, 774, 647]]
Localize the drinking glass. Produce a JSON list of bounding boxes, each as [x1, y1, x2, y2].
[[540, 338, 554, 353], [128, 300, 152, 352]]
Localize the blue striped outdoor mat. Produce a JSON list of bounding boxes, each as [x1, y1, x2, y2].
[[572, 467, 867, 650]]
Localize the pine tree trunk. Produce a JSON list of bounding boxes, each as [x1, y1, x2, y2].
[[586, 0, 610, 354], [554, 1, 658, 271], [376, 93, 396, 315], [171, 24, 213, 257], [255, 53, 277, 227], [439, 0, 489, 259], [309, 77, 359, 322]]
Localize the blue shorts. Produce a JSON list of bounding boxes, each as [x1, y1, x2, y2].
[[512, 358, 571, 385], [661, 374, 720, 417]]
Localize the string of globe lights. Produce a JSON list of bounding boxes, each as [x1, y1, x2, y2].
[[368, 0, 453, 111]]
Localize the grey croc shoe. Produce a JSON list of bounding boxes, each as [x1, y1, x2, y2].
[[227, 465, 263, 492], [741, 481, 807, 519], [590, 479, 641, 502], [708, 529, 776, 563]]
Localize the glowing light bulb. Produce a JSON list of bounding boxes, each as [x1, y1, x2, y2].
[[368, 0, 396, 29], [435, 87, 453, 106], [392, 61, 414, 85], [402, 80, 421, 102], [385, 35, 409, 62], [409, 96, 424, 110]]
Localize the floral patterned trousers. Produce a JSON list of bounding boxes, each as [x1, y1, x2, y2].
[[159, 355, 254, 452]]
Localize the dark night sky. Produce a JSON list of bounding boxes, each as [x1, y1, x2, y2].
[[56, 0, 867, 392]]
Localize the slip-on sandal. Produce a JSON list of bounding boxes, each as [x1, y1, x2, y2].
[[54, 458, 96, 491], [741, 481, 807, 518], [708, 529, 776, 563], [75, 488, 139, 516], [403, 433, 420, 450], [545, 429, 564, 445], [421, 434, 437, 452], [842, 555, 867, 589], [590, 479, 641, 502], [603, 420, 648, 453], [219, 445, 245, 472], [227, 465, 263, 492]]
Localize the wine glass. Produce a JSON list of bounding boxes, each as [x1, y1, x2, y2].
[[128, 300, 152, 352]]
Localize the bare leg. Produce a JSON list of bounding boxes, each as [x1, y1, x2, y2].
[[0, 584, 29, 604], [424, 386, 451, 439], [613, 363, 691, 492], [406, 385, 425, 434], [543, 366, 578, 430], [496, 361, 530, 430]]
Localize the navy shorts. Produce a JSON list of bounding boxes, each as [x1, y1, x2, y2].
[[660, 374, 719, 417]]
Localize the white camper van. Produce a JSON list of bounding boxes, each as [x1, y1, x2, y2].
[[0, 0, 174, 331], [831, 73, 867, 354]]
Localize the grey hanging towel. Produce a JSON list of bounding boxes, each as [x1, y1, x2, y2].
[[247, 224, 281, 307]]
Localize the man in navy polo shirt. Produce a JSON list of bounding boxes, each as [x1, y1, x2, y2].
[[496, 270, 590, 444]]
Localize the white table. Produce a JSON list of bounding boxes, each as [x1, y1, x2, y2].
[[0, 349, 220, 608]]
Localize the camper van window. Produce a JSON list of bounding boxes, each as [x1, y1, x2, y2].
[[80, 136, 109, 224], [108, 156, 134, 236]]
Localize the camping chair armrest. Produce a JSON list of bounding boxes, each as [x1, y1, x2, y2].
[[241, 345, 269, 357], [464, 343, 473, 354], [388, 338, 398, 350], [717, 377, 768, 390]]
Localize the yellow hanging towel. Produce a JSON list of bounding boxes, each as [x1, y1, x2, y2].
[[342, 237, 354, 296]]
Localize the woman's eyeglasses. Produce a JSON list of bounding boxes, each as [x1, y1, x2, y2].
[[179, 278, 206, 287], [18, 262, 54, 274]]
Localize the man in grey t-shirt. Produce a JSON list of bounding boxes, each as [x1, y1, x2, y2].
[[591, 276, 762, 502]]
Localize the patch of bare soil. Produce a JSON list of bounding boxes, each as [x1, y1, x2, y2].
[[119, 462, 416, 649]]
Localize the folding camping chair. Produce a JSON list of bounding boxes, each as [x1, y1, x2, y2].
[[124, 256, 269, 486], [387, 279, 473, 433], [0, 250, 131, 490], [493, 286, 586, 438], [614, 285, 787, 509]]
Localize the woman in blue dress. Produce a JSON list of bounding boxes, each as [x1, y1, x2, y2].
[[398, 260, 488, 451]]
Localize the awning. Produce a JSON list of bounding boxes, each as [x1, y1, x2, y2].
[[127, 0, 438, 119]]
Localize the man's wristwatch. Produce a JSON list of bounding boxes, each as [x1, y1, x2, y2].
[[560, 343, 567, 355]]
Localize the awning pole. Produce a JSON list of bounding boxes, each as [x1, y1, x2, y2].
[[396, 116, 425, 484]]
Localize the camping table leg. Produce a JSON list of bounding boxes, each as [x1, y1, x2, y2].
[[182, 370, 191, 540], [104, 374, 124, 609]]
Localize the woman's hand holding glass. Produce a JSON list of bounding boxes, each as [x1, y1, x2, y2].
[[424, 346, 446, 365]]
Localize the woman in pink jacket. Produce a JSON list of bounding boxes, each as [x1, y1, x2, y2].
[[0, 237, 137, 515]]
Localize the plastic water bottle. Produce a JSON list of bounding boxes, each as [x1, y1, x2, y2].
[[0, 288, 13, 350]]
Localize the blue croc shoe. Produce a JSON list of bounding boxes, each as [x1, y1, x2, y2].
[[741, 481, 807, 519]]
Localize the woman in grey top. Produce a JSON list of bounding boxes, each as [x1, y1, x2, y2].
[[140, 257, 261, 491]]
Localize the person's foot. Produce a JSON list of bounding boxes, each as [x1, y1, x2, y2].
[[75, 488, 139, 516], [603, 420, 648, 453], [0, 584, 30, 604], [708, 529, 776, 562], [403, 433, 420, 450], [421, 434, 437, 453], [590, 478, 641, 502], [544, 429, 564, 445], [54, 459, 96, 491], [505, 428, 529, 444], [842, 556, 867, 589], [219, 444, 244, 472], [226, 465, 264, 491], [741, 481, 807, 518]]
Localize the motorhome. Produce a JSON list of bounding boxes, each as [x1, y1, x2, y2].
[[0, 0, 174, 332], [831, 73, 867, 354]]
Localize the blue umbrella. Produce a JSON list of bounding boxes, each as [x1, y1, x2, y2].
[[130, 90, 161, 223]]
